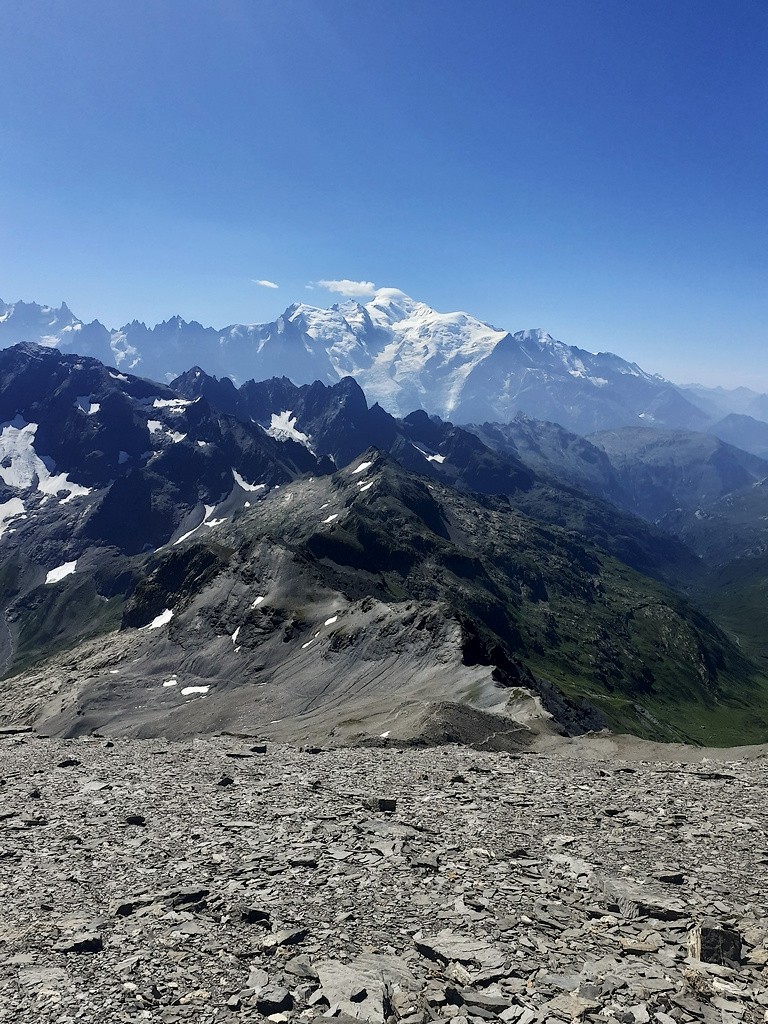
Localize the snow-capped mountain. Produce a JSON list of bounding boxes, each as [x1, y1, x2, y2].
[[0, 299, 81, 344], [0, 290, 750, 435]]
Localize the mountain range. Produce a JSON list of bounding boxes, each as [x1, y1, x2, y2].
[[3, 291, 767, 444], [2, 341, 768, 746]]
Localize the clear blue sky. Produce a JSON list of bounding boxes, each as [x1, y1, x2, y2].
[[1, 0, 766, 387]]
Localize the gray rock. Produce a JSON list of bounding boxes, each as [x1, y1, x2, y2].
[[317, 953, 417, 1023], [288, 852, 318, 867], [169, 886, 209, 909], [262, 926, 308, 949], [3, 737, 768, 1024], [52, 931, 103, 953], [602, 878, 688, 920], [687, 923, 742, 966], [255, 985, 293, 1014], [458, 988, 511, 1013], [111, 894, 157, 917], [241, 905, 272, 925], [284, 955, 319, 980], [247, 967, 270, 988], [543, 992, 602, 1018], [18, 966, 69, 987], [175, 920, 208, 935], [414, 930, 506, 969], [364, 796, 397, 813], [653, 869, 685, 885], [628, 1003, 651, 1023]]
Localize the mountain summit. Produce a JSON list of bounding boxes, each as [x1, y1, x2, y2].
[[0, 290, 730, 434]]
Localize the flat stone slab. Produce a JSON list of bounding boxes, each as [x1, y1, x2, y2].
[[602, 877, 688, 920], [317, 953, 418, 1022], [414, 930, 507, 970]]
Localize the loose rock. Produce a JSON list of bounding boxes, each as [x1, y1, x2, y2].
[[687, 922, 742, 965]]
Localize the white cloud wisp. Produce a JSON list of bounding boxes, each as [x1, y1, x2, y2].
[[253, 279, 279, 289], [316, 279, 377, 299]]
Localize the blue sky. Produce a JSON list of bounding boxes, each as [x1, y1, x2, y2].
[[1, 0, 766, 387]]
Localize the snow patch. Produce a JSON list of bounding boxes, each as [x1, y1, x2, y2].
[[324, 615, 338, 626], [232, 468, 266, 492], [173, 525, 200, 546], [251, 595, 265, 608], [152, 397, 192, 409], [264, 410, 313, 449], [352, 461, 373, 474], [0, 419, 91, 503], [322, 513, 339, 524], [45, 560, 77, 585], [358, 481, 374, 492], [412, 443, 445, 464], [231, 626, 241, 644], [162, 678, 178, 687], [174, 504, 226, 539], [141, 608, 173, 630], [181, 685, 209, 696], [0, 497, 25, 538], [145, 412, 186, 441], [75, 395, 100, 415]]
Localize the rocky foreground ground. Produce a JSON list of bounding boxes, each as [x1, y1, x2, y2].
[[0, 733, 766, 1024]]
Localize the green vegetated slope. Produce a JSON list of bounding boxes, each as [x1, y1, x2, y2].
[[12, 581, 123, 677], [696, 554, 768, 674], [0, 553, 128, 679], [643, 469, 768, 701], [662, 481, 768, 566], [222, 455, 768, 745]]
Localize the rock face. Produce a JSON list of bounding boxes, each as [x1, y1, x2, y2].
[[1, 734, 767, 1022]]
